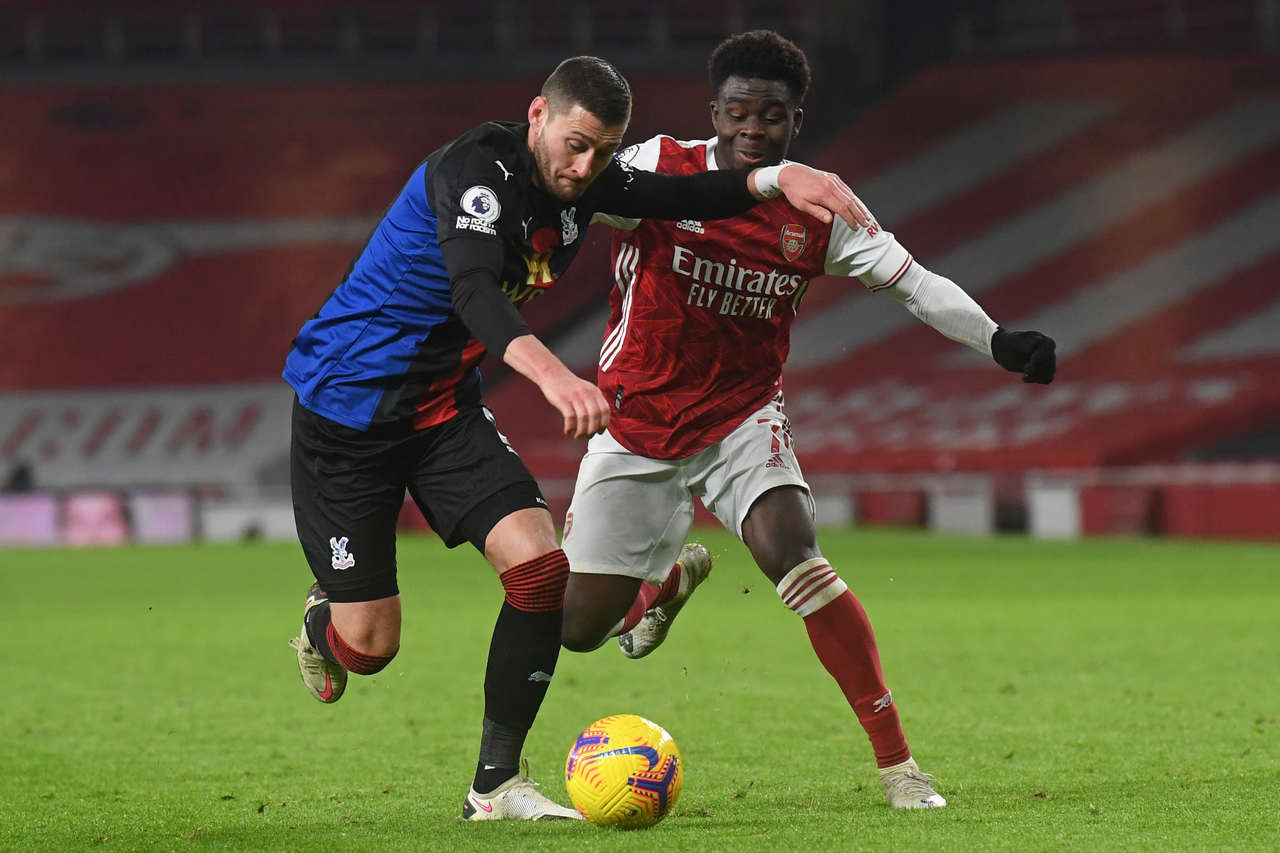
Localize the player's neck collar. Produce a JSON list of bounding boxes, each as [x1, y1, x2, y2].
[[704, 136, 722, 172]]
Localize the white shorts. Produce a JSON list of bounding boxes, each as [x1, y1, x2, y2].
[[562, 394, 813, 582]]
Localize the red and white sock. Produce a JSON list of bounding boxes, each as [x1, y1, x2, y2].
[[777, 557, 911, 768]]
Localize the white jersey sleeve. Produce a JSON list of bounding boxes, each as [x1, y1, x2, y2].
[[823, 213, 916, 289], [824, 202, 996, 356], [885, 263, 997, 356], [591, 135, 668, 230]]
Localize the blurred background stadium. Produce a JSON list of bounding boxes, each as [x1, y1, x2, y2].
[[2, 0, 1278, 548]]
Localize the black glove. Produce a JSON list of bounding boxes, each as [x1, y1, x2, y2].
[[991, 327, 1056, 384]]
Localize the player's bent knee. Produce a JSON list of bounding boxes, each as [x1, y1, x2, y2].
[[346, 648, 397, 675], [329, 625, 398, 674]]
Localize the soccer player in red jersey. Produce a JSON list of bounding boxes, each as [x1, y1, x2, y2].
[[559, 31, 1056, 808], [283, 53, 872, 822]]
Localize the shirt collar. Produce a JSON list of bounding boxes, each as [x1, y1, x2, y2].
[[703, 136, 722, 171]]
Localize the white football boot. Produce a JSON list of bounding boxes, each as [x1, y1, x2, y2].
[[287, 583, 347, 704], [618, 543, 712, 659], [879, 758, 947, 808], [461, 759, 583, 821]]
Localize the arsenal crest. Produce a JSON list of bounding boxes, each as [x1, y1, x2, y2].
[[780, 223, 807, 262]]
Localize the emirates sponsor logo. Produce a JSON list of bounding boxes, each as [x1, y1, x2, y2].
[[671, 244, 811, 320], [671, 245, 805, 297]]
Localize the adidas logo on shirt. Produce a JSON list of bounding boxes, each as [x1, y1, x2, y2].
[[675, 219, 704, 234]]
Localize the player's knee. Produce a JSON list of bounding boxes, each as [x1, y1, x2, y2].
[[500, 549, 570, 613], [348, 646, 397, 674], [330, 627, 398, 674]]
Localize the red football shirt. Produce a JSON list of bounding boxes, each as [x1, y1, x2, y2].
[[593, 135, 915, 459]]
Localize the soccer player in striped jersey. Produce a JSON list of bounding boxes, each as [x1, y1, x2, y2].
[[558, 31, 1056, 809]]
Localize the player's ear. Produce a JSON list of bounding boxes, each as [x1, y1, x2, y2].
[[529, 95, 549, 131], [792, 107, 804, 139], [709, 99, 720, 130]]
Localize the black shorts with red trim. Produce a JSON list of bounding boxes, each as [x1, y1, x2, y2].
[[290, 397, 546, 603]]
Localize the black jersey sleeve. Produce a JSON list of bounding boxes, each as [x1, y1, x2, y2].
[[445, 238, 531, 356], [427, 125, 531, 356], [586, 158, 758, 221]]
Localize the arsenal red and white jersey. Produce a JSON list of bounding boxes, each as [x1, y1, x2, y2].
[[593, 135, 915, 459]]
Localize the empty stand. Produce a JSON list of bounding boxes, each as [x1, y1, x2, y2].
[[3, 57, 1279, 538]]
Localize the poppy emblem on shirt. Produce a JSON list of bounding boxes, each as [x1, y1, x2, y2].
[[780, 223, 807, 262], [530, 226, 559, 255]]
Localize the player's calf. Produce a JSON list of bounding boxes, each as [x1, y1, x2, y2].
[[561, 572, 646, 652]]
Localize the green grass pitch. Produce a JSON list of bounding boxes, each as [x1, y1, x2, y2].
[[5, 528, 1278, 851]]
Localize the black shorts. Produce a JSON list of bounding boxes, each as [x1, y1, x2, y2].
[[290, 398, 546, 602]]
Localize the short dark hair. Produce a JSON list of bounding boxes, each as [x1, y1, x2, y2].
[[541, 56, 632, 127], [709, 30, 811, 104]]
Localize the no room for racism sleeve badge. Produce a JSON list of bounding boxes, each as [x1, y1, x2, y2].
[[457, 185, 502, 235]]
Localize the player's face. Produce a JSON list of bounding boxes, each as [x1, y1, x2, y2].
[[528, 96, 627, 202], [710, 76, 802, 171]]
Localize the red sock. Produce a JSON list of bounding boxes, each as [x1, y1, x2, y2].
[[620, 563, 683, 632], [326, 622, 395, 675], [778, 559, 911, 768]]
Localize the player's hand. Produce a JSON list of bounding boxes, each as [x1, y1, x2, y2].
[[776, 164, 873, 231], [991, 327, 1057, 384], [502, 334, 611, 439], [540, 371, 611, 439]]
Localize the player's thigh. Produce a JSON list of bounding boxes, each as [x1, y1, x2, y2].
[[291, 399, 403, 603], [404, 405, 550, 562], [561, 430, 694, 584], [696, 397, 815, 543], [484, 506, 561, 572]]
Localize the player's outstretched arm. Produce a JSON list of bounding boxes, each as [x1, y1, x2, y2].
[[594, 158, 869, 232], [503, 334, 610, 439], [991, 327, 1057, 384], [751, 164, 873, 232]]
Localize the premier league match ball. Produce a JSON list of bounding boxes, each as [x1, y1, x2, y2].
[[564, 714, 684, 828]]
